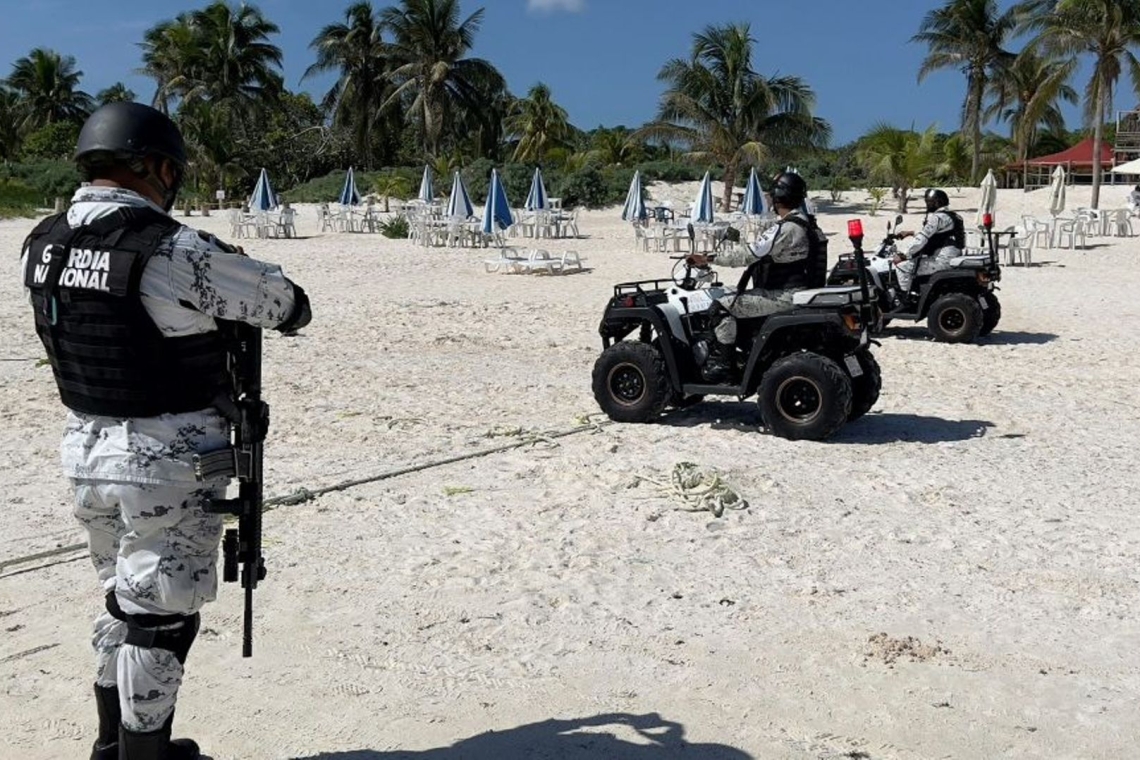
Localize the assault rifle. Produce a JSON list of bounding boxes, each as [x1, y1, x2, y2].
[[194, 321, 268, 658]]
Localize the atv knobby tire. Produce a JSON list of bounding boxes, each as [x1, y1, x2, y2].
[[758, 352, 853, 441], [928, 293, 984, 343], [848, 351, 882, 422], [593, 341, 670, 423], [979, 292, 1001, 336]]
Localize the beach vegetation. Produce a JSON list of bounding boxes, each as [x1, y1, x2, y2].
[[378, 214, 410, 238], [855, 124, 939, 213]]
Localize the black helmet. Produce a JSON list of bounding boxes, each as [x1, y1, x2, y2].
[[75, 102, 187, 170], [771, 171, 807, 208], [924, 188, 950, 212]]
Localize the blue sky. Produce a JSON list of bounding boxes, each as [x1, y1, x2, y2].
[[0, 0, 1110, 145]]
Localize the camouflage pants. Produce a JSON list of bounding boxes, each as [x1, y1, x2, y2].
[[895, 250, 956, 293], [73, 479, 224, 732], [714, 289, 797, 344]]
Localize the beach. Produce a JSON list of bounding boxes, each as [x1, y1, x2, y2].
[[2, 183, 1139, 758]]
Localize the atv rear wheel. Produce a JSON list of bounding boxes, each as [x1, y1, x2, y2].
[[592, 342, 670, 423], [928, 293, 983, 343], [848, 351, 881, 422], [758, 352, 852, 441], [979, 292, 1001, 336]]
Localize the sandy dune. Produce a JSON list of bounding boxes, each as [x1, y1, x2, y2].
[[1, 183, 1138, 759]]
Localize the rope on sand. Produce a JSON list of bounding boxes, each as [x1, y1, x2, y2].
[[636, 462, 749, 518], [0, 415, 614, 574]]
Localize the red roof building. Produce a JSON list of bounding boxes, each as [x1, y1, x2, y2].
[[1009, 137, 1115, 169]]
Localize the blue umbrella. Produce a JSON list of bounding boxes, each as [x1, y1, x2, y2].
[[740, 167, 767, 216], [418, 165, 434, 203], [447, 171, 474, 220], [249, 167, 277, 212], [693, 171, 715, 224], [481, 169, 514, 234], [339, 167, 361, 206], [524, 167, 548, 211], [621, 170, 647, 222]]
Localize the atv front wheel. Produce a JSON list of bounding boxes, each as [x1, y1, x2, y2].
[[758, 352, 853, 441], [592, 342, 670, 423], [927, 293, 983, 343], [979, 292, 1001, 336], [848, 351, 881, 422]]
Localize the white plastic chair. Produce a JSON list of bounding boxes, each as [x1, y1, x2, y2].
[[274, 208, 297, 239]]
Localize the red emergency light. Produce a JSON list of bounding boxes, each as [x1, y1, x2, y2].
[[847, 219, 864, 242], [983, 213, 994, 229]]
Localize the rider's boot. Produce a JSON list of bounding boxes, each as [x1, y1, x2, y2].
[[701, 338, 734, 383]]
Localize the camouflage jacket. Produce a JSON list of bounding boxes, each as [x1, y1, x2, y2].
[[21, 186, 301, 485]]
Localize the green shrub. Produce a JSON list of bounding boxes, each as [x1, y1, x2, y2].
[[20, 122, 81, 161], [636, 161, 712, 184], [829, 175, 851, 202], [556, 166, 607, 208], [378, 214, 410, 239], [0, 178, 41, 217], [867, 187, 887, 217], [0, 160, 82, 203]]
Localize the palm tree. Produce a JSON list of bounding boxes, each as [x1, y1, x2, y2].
[[589, 127, 643, 166], [139, 1, 282, 111], [856, 124, 939, 213], [380, 0, 507, 156], [505, 83, 572, 163], [1016, 0, 1140, 208], [5, 48, 94, 131], [913, 0, 1018, 183], [639, 23, 830, 209], [0, 87, 23, 159], [985, 48, 1078, 185], [96, 83, 136, 105], [304, 2, 393, 166]]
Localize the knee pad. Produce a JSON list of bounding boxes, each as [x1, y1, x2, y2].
[[106, 592, 201, 665]]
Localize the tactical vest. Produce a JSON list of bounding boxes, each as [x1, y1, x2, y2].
[[23, 207, 230, 418], [748, 214, 829, 291], [924, 210, 966, 253]]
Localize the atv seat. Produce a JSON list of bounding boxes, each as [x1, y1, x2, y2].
[[791, 286, 864, 307], [949, 255, 991, 269]]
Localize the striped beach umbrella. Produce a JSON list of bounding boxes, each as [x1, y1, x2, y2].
[[249, 168, 277, 212], [692, 171, 715, 224], [740, 167, 767, 216], [339, 167, 361, 207], [447, 171, 474, 220], [524, 167, 548, 211], [418, 164, 434, 203], [621, 170, 647, 222], [481, 169, 514, 234]]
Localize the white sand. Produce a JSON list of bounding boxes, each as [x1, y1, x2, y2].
[[1, 184, 1139, 759]]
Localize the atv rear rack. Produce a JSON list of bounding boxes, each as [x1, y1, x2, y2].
[[613, 279, 677, 297]]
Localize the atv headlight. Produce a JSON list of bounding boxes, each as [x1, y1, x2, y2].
[[977, 272, 991, 284], [842, 313, 862, 332]]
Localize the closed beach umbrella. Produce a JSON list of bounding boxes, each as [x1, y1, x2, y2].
[[447, 170, 474, 220], [418, 164, 434, 203], [1049, 166, 1066, 217], [249, 167, 277, 212], [740, 167, 767, 216], [976, 169, 997, 227], [621, 170, 647, 222], [339, 167, 361, 206], [525, 167, 548, 211], [481, 169, 514, 234], [693, 171, 715, 224]]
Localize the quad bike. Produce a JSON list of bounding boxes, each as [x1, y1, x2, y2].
[[827, 213, 1003, 343], [592, 221, 882, 441]]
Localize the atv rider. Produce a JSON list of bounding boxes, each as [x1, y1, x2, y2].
[[686, 171, 828, 381], [893, 188, 964, 300]]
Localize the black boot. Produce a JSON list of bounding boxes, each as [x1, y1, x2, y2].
[[91, 684, 120, 760], [701, 338, 734, 383], [116, 712, 200, 760]]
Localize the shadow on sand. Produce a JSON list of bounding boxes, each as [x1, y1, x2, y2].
[[883, 325, 1059, 345], [290, 713, 752, 760], [835, 413, 993, 444]]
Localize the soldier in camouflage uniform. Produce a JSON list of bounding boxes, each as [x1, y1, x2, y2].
[[21, 103, 311, 759], [686, 172, 827, 381]]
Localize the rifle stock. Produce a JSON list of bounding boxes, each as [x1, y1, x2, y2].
[[203, 321, 267, 658]]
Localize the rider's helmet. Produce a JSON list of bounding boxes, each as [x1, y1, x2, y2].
[[924, 188, 950, 213], [771, 171, 808, 209], [75, 102, 187, 211]]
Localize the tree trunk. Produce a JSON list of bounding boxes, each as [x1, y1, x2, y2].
[[1091, 85, 1105, 210], [722, 160, 737, 213], [897, 185, 909, 213], [970, 72, 983, 184]]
